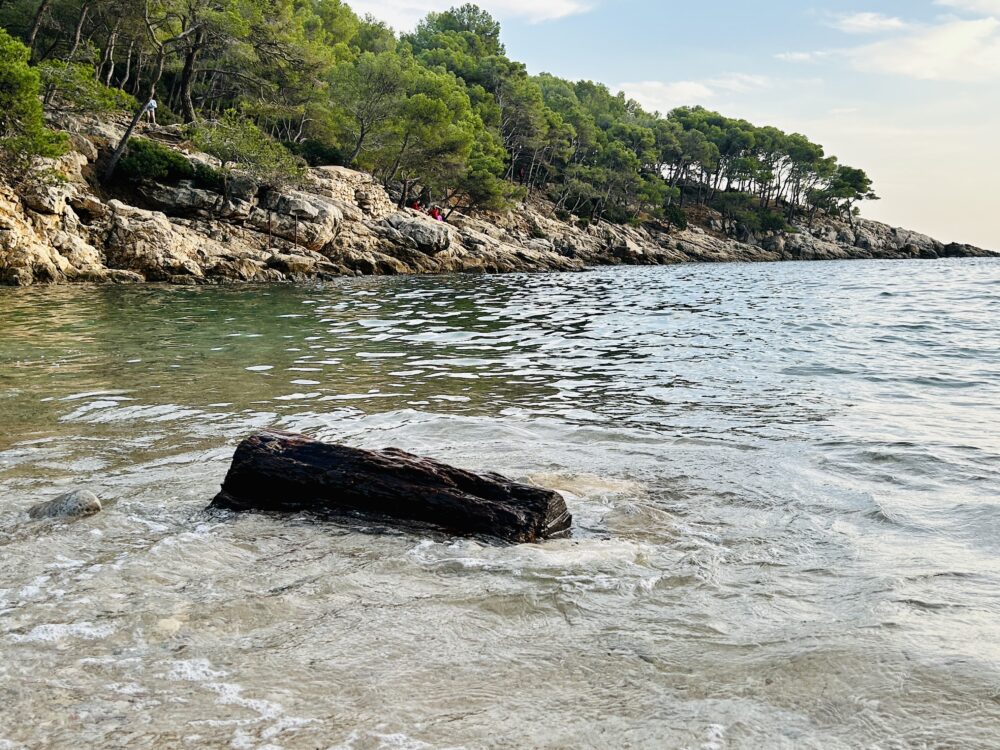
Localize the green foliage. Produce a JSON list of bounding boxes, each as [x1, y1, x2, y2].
[[759, 210, 788, 233], [119, 138, 194, 182], [0, 1, 877, 227], [0, 28, 66, 180], [663, 204, 688, 231], [193, 162, 226, 192], [189, 111, 306, 190], [38, 60, 136, 115], [528, 223, 547, 240], [284, 139, 346, 167], [330, 50, 407, 165]]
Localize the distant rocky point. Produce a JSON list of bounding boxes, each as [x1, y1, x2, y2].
[[1, 115, 994, 287]]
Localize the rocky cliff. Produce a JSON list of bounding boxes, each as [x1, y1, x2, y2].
[[1, 116, 995, 286]]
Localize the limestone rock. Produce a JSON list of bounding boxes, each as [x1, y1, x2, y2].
[[383, 212, 451, 254], [250, 190, 342, 251], [28, 489, 102, 519], [104, 201, 205, 280], [1, 119, 996, 287], [20, 180, 77, 216], [67, 132, 99, 162]]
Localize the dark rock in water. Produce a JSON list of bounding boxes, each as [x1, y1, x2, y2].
[[28, 489, 102, 519], [210, 430, 572, 543]]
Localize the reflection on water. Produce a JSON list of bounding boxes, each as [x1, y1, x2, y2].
[[1, 261, 1000, 748]]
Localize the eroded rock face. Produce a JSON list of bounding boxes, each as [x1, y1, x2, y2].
[[104, 201, 205, 280], [383, 211, 451, 254], [28, 490, 102, 519], [1, 123, 996, 287]]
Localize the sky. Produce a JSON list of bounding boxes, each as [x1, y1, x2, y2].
[[348, 1, 1000, 249]]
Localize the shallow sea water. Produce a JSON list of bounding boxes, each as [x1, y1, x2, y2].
[[1, 261, 999, 749]]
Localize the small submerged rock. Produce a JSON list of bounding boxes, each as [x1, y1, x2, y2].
[[28, 489, 102, 519]]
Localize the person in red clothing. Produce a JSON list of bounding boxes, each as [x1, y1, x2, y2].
[[410, 199, 422, 211], [429, 206, 443, 221]]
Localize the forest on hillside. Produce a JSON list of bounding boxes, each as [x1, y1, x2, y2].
[[0, 0, 878, 231]]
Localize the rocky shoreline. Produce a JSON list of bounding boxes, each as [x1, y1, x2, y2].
[[1, 115, 995, 287]]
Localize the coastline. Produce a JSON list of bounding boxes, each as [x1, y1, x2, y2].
[[2, 116, 995, 288]]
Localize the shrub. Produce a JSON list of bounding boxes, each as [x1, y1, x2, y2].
[[735, 209, 762, 234], [284, 139, 345, 167], [118, 138, 194, 182], [190, 111, 306, 196], [38, 60, 135, 115], [192, 162, 226, 192], [0, 29, 66, 181], [759, 210, 788, 233], [663, 204, 688, 231]]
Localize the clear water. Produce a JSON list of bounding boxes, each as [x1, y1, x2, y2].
[[1, 261, 999, 749]]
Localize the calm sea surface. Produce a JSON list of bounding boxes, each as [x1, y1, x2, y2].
[[1, 261, 999, 749]]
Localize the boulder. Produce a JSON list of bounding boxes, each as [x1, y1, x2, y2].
[[104, 201, 205, 280], [67, 133, 99, 162], [20, 180, 77, 216], [210, 430, 572, 543], [248, 190, 343, 251], [383, 212, 450, 254], [266, 252, 317, 276], [28, 489, 102, 519]]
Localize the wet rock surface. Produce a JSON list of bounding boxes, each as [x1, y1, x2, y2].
[[211, 430, 572, 543], [28, 489, 102, 519]]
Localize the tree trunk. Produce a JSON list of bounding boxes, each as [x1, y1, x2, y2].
[[385, 130, 410, 187], [210, 430, 573, 543], [103, 49, 166, 183], [348, 123, 367, 166], [119, 40, 133, 89], [100, 22, 119, 85], [67, 1, 91, 59], [27, 0, 51, 58], [178, 33, 203, 123]]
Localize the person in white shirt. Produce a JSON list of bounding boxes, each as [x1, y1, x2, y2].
[[143, 97, 158, 124]]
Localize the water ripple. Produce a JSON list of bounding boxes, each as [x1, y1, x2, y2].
[[1, 260, 999, 747]]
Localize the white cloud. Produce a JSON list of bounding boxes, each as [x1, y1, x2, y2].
[[851, 17, 1000, 81], [934, 0, 1000, 15], [618, 81, 715, 113], [830, 12, 909, 34], [775, 51, 830, 63], [618, 75, 770, 114], [710, 73, 772, 92], [779, 13, 1000, 83], [348, 0, 591, 30]]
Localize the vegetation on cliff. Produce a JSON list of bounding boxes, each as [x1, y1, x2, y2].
[[1, 0, 877, 230]]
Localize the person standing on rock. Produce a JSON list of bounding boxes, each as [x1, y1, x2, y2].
[[143, 96, 158, 125]]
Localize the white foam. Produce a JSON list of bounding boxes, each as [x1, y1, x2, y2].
[[170, 660, 313, 747], [14, 621, 114, 642], [17, 576, 51, 600], [168, 659, 227, 682], [701, 723, 727, 750]]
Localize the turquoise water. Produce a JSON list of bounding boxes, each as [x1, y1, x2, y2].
[[1, 261, 999, 748]]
